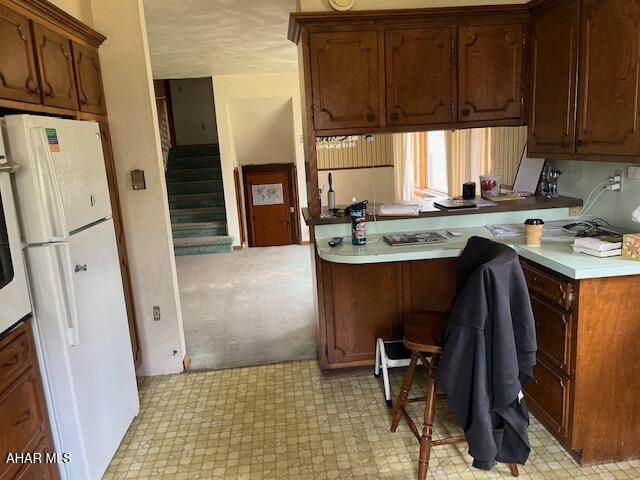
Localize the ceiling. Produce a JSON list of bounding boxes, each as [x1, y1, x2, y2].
[[143, 0, 299, 79]]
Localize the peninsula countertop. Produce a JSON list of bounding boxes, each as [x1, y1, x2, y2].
[[304, 195, 583, 226], [316, 226, 640, 280]]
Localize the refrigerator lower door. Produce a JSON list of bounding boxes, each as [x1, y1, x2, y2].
[[26, 218, 139, 480]]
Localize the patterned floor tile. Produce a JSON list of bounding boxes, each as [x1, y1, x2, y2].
[[104, 361, 640, 479]]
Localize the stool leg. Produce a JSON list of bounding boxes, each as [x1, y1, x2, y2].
[[381, 350, 392, 408], [374, 339, 381, 378], [418, 354, 440, 480], [509, 463, 519, 477], [390, 350, 418, 432]]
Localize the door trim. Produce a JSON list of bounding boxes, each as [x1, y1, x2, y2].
[[242, 163, 301, 247]]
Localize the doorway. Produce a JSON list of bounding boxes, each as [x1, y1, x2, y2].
[[242, 164, 301, 247]]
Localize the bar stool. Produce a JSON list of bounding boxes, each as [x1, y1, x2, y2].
[[390, 312, 520, 480]]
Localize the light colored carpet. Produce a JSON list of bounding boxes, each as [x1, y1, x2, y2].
[[175, 245, 317, 370]]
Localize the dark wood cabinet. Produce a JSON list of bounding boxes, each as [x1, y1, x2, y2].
[[322, 261, 399, 366], [72, 42, 106, 114], [385, 27, 455, 126], [310, 31, 384, 131], [521, 259, 640, 465], [458, 23, 525, 123], [0, 5, 40, 104], [32, 22, 78, 110], [0, 320, 59, 480], [528, 0, 580, 155], [319, 257, 457, 368], [576, 0, 640, 156]]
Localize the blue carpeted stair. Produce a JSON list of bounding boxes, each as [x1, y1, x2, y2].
[[166, 145, 233, 255]]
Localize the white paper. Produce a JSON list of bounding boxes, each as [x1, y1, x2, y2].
[[633, 205, 640, 224]]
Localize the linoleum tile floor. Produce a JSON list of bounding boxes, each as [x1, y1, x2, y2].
[[104, 360, 640, 480]]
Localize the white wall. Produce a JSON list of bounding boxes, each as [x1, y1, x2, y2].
[[169, 78, 218, 145], [318, 167, 395, 206], [49, 0, 93, 26], [90, 0, 186, 376], [213, 73, 309, 246]]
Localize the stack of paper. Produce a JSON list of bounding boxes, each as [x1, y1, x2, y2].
[[573, 236, 622, 257], [487, 224, 524, 237], [378, 203, 421, 216]]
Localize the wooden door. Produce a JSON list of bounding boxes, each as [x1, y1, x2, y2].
[[0, 5, 40, 104], [32, 22, 78, 110], [310, 31, 384, 131], [528, 0, 580, 156], [323, 261, 399, 366], [72, 42, 107, 114], [386, 27, 455, 126], [458, 23, 525, 122], [243, 165, 299, 247], [576, 0, 640, 156]]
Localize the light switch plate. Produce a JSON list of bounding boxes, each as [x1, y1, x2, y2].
[[628, 165, 640, 180]]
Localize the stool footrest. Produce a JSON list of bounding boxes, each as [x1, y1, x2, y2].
[[432, 435, 466, 446]]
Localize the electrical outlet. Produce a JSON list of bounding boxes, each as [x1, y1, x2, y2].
[[628, 165, 640, 179], [614, 170, 624, 192], [153, 306, 161, 321]]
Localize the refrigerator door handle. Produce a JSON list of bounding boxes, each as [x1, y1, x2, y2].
[[31, 128, 68, 241], [56, 243, 80, 346]]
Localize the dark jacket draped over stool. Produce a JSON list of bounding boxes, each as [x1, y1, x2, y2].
[[436, 236, 537, 470]]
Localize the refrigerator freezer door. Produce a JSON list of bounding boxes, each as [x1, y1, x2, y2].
[[3, 115, 112, 244], [26, 218, 138, 480]]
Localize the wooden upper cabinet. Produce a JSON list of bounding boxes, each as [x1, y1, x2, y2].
[[0, 5, 40, 104], [72, 42, 107, 114], [310, 31, 384, 131], [576, 0, 640, 156], [385, 28, 455, 126], [529, 0, 580, 156], [458, 23, 525, 123], [32, 22, 78, 110]]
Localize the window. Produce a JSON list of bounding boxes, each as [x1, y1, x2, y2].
[[412, 131, 449, 196]]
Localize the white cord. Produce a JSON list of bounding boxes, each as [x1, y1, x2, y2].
[[575, 180, 609, 216], [576, 187, 609, 219]]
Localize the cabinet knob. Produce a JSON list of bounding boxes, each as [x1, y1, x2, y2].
[[47, 87, 55, 98], [367, 114, 376, 122], [576, 138, 586, 147], [390, 112, 400, 122], [462, 108, 471, 117], [31, 85, 40, 96]]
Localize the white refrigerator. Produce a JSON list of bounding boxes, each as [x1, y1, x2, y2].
[[1, 115, 139, 480]]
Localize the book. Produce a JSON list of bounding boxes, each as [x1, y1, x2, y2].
[[572, 246, 622, 258], [573, 235, 622, 252], [383, 232, 448, 247]]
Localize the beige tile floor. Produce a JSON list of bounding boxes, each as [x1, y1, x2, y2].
[[105, 361, 640, 479]]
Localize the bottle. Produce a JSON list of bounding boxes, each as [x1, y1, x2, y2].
[[350, 197, 368, 246], [327, 172, 336, 211]]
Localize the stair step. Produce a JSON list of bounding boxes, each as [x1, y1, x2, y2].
[[167, 157, 221, 169], [166, 167, 221, 181], [168, 192, 225, 209], [167, 179, 222, 195], [170, 206, 226, 224], [169, 145, 219, 157], [171, 221, 227, 237], [173, 235, 233, 247]]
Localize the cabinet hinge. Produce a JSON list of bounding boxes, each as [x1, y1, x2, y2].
[[451, 38, 455, 54], [520, 94, 525, 107], [451, 99, 454, 112], [522, 34, 526, 47]]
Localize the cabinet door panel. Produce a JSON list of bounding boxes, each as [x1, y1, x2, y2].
[[458, 23, 524, 122], [310, 31, 383, 131], [386, 28, 455, 126], [72, 42, 107, 114], [0, 5, 40, 104], [577, 0, 640, 156], [33, 23, 78, 110], [323, 261, 399, 365], [528, 0, 580, 155]]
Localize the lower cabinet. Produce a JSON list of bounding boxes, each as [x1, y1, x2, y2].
[[318, 257, 458, 369], [521, 259, 640, 465], [0, 319, 59, 480]]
